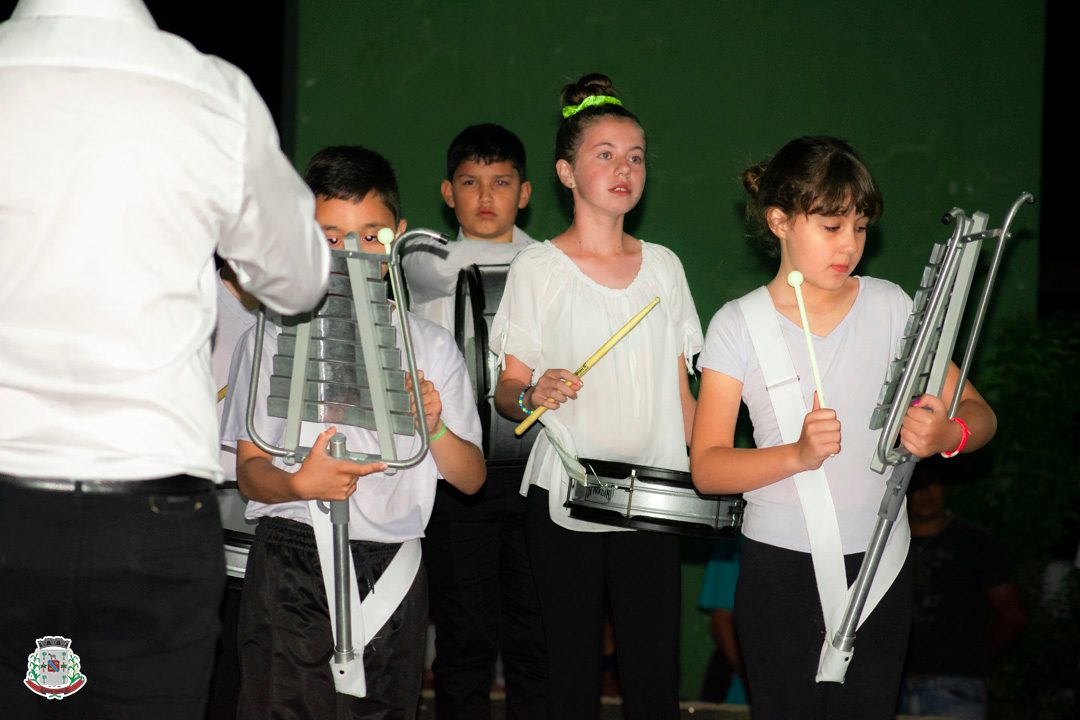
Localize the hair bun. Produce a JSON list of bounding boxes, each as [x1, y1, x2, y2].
[[561, 73, 618, 108], [740, 160, 770, 198]]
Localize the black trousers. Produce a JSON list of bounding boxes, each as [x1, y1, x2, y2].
[[0, 476, 225, 720], [735, 536, 912, 720], [424, 467, 547, 720], [525, 487, 681, 720], [237, 517, 428, 720]]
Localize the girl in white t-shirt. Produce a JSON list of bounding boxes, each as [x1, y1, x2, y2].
[[490, 73, 701, 720], [690, 136, 996, 720]]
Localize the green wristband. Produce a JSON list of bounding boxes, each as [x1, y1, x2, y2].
[[517, 386, 534, 416], [429, 422, 448, 442]]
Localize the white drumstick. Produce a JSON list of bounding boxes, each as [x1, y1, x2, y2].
[[377, 227, 395, 254], [787, 270, 826, 408]]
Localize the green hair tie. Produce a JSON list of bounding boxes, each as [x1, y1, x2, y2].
[[561, 95, 624, 119]]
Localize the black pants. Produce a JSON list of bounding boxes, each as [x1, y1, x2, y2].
[[525, 487, 681, 720], [0, 476, 225, 720], [735, 536, 912, 720], [424, 467, 547, 720], [237, 517, 427, 720]]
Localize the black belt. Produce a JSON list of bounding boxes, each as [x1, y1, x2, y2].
[[0, 473, 215, 494]]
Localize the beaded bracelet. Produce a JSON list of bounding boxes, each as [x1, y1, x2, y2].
[[517, 386, 534, 416], [940, 417, 970, 458], [429, 422, 448, 443]]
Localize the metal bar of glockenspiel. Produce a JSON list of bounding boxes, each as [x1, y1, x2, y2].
[[874, 215, 969, 469]]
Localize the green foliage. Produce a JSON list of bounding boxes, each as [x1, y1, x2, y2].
[[26, 654, 42, 683], [949, 312, 1080, 719]]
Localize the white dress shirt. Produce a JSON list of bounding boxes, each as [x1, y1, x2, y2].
[[0, 0, 331, 481]]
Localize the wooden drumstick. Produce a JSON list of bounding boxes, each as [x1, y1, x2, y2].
[[787, 271, 827, 408], [514, 296, 661, 436]]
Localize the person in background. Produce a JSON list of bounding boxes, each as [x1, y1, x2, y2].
[[698, 537, 748, 706], [403, 122, 546, 720], [897, 459, 1027, 720]]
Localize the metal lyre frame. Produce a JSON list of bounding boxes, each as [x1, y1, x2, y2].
[[244, 228, 448, 667], [818, 192, 1035, 679]]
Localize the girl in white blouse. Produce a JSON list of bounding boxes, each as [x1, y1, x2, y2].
[[491, 73, 702, 720]]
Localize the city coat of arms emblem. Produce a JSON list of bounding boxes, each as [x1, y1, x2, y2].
[[24, 636, 87, 699]]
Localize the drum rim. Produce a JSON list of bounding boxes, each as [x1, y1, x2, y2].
[[578, 457, 690, 486], [566, 505, 743, 538]]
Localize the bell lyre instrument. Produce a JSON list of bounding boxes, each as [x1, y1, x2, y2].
[[816, 192, 1035, 682], [244, 228, 448, 690]]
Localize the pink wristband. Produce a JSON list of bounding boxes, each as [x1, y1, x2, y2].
[[940, 417, 970, 458]]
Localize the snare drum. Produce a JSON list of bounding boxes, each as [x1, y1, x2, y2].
[[565, 458, 744, 537], [455, 264, 539, 467]]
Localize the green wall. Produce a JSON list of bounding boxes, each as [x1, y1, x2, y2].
[[294, 0, 1045, 699]]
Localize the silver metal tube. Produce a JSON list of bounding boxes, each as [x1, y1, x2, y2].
[[831, 460, 915, 651], [245, 309, 289, 458], [329, 433, 355, 663]]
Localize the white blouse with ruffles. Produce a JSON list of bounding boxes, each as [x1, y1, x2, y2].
[[490, 241, 703, 531]]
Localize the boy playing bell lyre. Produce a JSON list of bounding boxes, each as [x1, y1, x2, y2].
[[222, 145, 485, 719]]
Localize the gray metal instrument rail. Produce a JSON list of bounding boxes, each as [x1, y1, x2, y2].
[[820, 192, 1034, 679]]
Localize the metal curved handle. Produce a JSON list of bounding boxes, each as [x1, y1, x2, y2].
[[382, 230, 449, 469], [948, 192, 1035, 417]]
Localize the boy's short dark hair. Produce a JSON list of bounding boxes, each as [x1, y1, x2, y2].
[[303, 145, 402, 222], [446, 123, 527, 181]]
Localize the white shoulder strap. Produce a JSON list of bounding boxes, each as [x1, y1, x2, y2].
[[309, 501, 422, 697], [738, 287, 909, 682], [737, 288, 850, 653]]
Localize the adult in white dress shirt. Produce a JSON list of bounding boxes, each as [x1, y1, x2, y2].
[[0, 1, 330, 717]]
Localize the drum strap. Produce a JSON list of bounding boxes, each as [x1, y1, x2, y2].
[[737, 286, 907, 682], [307, 501, 422, 698]]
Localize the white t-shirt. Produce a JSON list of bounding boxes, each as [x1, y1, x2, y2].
[[403, 226, 536, 332], [0, 0, 329, 481], [212, 275, 257, 482], [221, 312, 483, 543], [697, 276, 911, 553], [490, 241, 703, 531]]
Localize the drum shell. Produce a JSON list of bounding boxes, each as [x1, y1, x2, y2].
[[217, 483, 255, 580], [565, 458, 745, 537], [454, 264, 540, 467]]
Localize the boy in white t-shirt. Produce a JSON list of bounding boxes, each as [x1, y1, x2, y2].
[[402, 124, 547, 719], [222, 146, 485, 719], [403, 123, 535, 329]]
